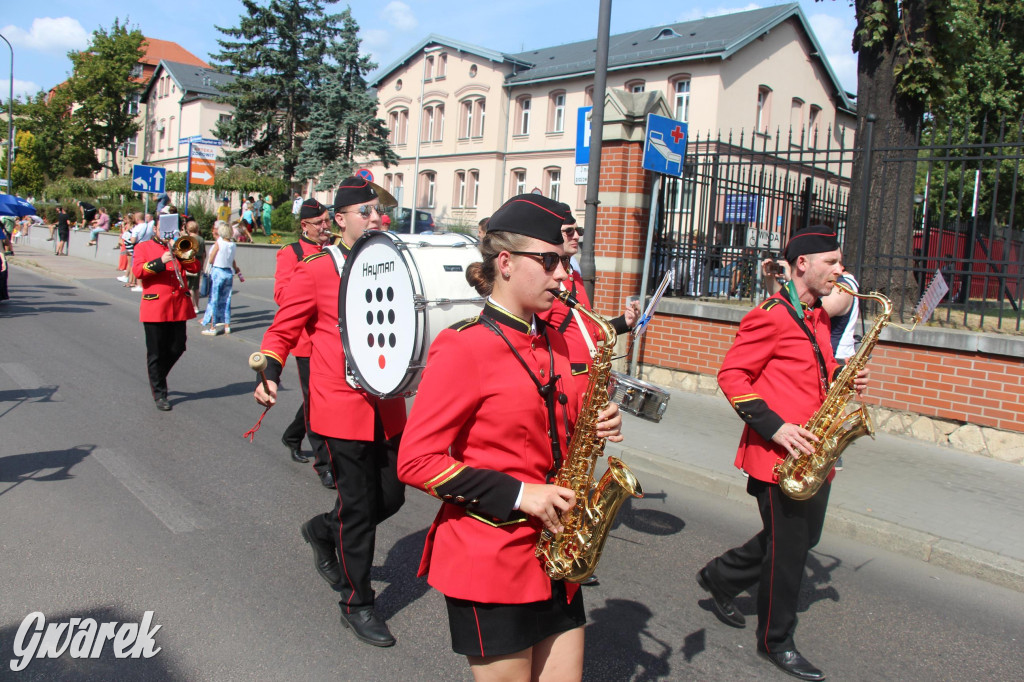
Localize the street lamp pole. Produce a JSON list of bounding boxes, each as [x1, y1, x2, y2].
[[409, 45, 442, 223], [0, 33, 13, 195]]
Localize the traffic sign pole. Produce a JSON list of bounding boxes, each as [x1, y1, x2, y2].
[[184, 140, 192, 216]]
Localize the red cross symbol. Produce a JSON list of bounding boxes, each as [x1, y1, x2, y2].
[[670, 125, 685, 145]]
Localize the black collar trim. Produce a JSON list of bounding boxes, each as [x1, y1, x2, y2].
[[482, 301, 535, 335]]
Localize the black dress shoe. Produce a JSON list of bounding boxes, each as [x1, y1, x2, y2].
[[697, 568, 745, 628], [300, 520, 341, 585], [320, 470, 336, 489], [287, 445, 309, 463], [340, 608, 395, 647], [155, 398, 172, 411], [759, 649, 825, 681], [580, 575, 600, 586]]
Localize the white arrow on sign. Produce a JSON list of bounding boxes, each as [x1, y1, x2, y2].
[[191, 170, 212, 182], [133, 176, 148, 190]]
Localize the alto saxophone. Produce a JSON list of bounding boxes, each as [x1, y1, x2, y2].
[[775, 282, 892, 500], [535, 289, 644, 582]]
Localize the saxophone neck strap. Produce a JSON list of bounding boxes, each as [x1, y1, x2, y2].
[[776, 294, 829, 394]]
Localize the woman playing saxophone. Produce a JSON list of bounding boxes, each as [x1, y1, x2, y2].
[[397, 194, 622, 682]]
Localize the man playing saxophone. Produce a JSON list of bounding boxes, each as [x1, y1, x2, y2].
[[696, 225, 869, 681], [397, 195, 622, 682]]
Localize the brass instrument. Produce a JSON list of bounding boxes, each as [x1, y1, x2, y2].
[[164, 234, 198, 290], [775, 282, 892, 500], [535, 289, 644, 582], [328, 232, 345, 247]]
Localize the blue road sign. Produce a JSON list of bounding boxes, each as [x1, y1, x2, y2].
[[356, 168, 374, 182], [642, 114, 687, 178], [575, 106, 593, 165], [131, 164, 166, 194]]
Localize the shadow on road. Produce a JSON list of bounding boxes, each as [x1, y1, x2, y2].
[[371, 528, 431, 621], [585, 598, 673, 681], [168, 381, 255, 405], [0, 445, 95, 497], [613, 492, 686, 537], [0, 605, 188, 681], [0, 385, 61, 420]]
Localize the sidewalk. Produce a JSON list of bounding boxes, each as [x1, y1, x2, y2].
[[10, 242, 1024, 593]]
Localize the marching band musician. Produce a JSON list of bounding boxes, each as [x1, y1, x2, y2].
[[537, 209, 640, 395], [133, 225, 200, 412], [397, 195, 623, 682], [696, 225, 870, 681], [253, 177, 406, 648], [275, 198, 336, 489]]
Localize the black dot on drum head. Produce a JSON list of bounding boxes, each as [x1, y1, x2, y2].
[[365, 289, 372, 303], [389, 333, 396, 348], [377, 333, 385, 347], [388, 309, 395, 324], [377, 310, 384, 324], [376, 288, 383, 302], [387, 287, 394, 301], [367, 333, 375, 347], [366, 311, 373, 325]]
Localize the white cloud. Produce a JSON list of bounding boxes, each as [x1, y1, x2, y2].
[[362, 28, 390, 53], [0, 78, 41, 100], [677, 4, 763, 22], [807, 12, 857, 94], [380, 1, 418, 33], [1, 17, 90, 54]]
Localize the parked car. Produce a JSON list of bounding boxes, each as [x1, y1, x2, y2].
[[391, 208, 435, 233]]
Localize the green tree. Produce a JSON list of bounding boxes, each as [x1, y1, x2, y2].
[[295, 9, 397, 189], [64, 19, 146, 176], [9, 130, 45, 196], [20, 89, 96, 181], [211, 0, 337, 183]]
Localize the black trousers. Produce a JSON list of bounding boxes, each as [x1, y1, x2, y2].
[[306, 422, 405, 612], [143, 321, 187, 401], [280, 356, 330, 476], [703, 476, 830, 653]]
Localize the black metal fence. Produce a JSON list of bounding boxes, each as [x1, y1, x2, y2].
[[650, 116, 1024, 331], [650, 125, 853, 301]]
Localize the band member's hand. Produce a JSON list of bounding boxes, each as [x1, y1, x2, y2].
[[853, 367, 870, 396], [254, 379, 278, 407], [771, 422, 818, 457], [520, 484, 576, 534], [623, 300, 642, 327], [160, 251, 173, 264], [596, 402, 623, 442]]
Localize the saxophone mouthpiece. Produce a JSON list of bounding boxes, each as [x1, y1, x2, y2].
[[551, 288, 578, 308]]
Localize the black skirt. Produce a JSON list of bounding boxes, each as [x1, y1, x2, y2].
[[445, 581, 585, 657]]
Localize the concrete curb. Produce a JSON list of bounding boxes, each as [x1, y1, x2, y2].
[[608, 442, 1024, 594]]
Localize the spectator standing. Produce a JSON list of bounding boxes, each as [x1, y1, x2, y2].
[[253, 193, 264, 234], [116, 218, 133, 284], [217, 196, 232, 224], [1, 215, 14, 255], [262, 194, 273, 236], [201, 221, 242, 336], [54, 208, 70, 256], [291, 192, 303, 216], [87, 207, 111, 245], [476, 216, 489, 241], [240, 199, 255, 241], [128, 212, 155, 292]]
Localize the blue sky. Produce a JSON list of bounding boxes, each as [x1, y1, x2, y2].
[[1, 0, 858, 101]]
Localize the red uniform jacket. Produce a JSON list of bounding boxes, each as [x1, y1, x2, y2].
[[538, 269, 630, 394], [717, 292, 840, 483], [273, 236, 321, 358], [398, 303, 581, 604], [258, 247, 406, 441], [133, 238, 200, 323]]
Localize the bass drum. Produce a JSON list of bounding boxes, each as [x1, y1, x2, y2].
[[339, 231, 483, 397]]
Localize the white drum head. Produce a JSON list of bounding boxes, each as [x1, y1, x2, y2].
[[340, 232, 419, 397]]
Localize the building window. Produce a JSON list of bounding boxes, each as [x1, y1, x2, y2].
[[808, 105, 821, 143], [396, 78, 403, 91], [549, 91, 565, 133], [123, 134, 137, 158], [455, 171, 466, 207], [584, 86, 594, 107], [477, 99, 485, 137], [469, 64, 478, 78], [425, 55, 434, 80], [512, 169, 526, 196], [790, 98, 805, 132], [673, 79, 690, 122], [546, 168, 561, 202], [459, 98, 485, 139], [422, 106, 436, 142], [469, 170, 479, 208], [517, 96, 531, 136], [626, 80, 645, 93], [158, 118, 166, 150], [384, 173, 393, 193], [756, 87, 772, 134], [127, 94, 140, 116], [388, 108, 409, 145], [421, 171, 436, 208], [462, 100, 473, 139], [437, 53, 447, 78], [394, 173, 404, 204], [131, 64, 143, 79]]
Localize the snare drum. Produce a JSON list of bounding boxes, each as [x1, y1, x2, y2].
[[609, 370, 671, 422], [339, 231, 483, 397]]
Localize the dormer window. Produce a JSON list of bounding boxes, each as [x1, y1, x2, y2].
[[654, 28, 681, 40]]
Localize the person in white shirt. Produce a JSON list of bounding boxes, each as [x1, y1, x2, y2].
[[201, 221, 242, 336]]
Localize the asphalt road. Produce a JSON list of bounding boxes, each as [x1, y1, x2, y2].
[[2, 267, 1022, 681]]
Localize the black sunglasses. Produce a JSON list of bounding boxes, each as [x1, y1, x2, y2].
[[509, 251, 572, 273], [562, 227, 584, 237]]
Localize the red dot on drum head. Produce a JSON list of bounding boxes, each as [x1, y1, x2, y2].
[[378, 355, 386, 369]]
